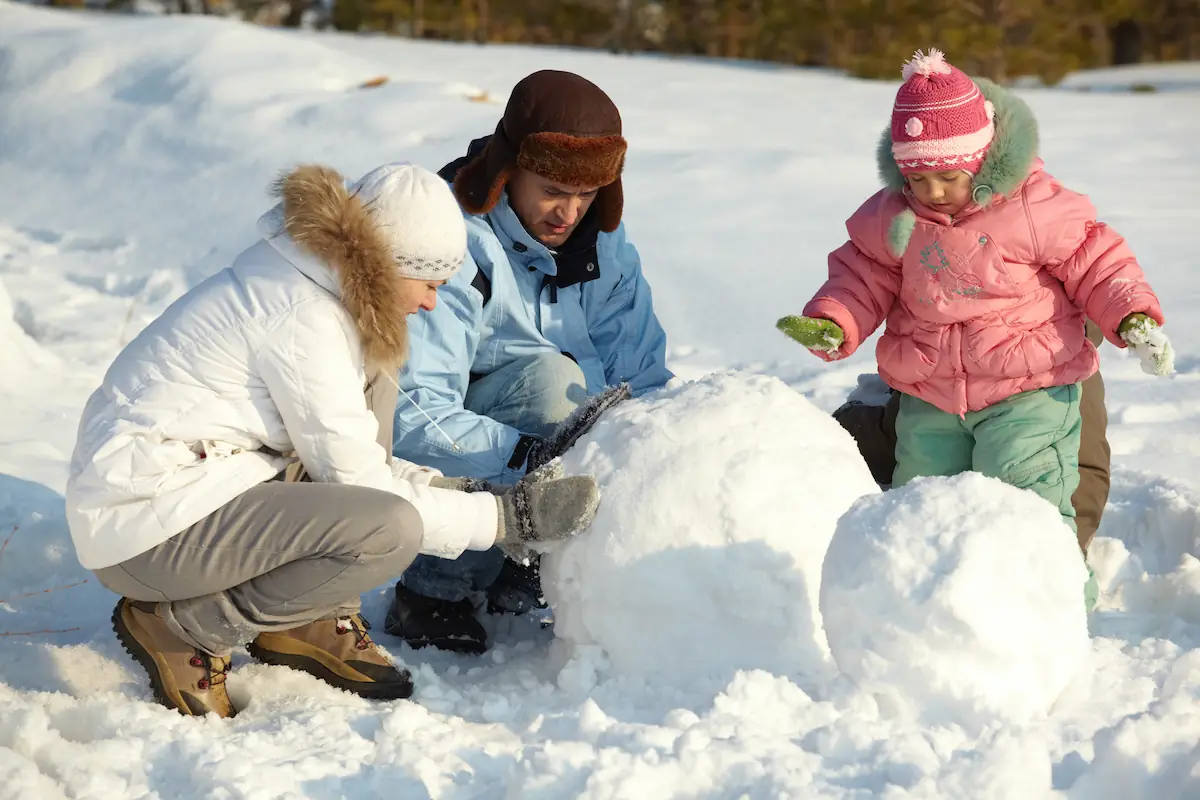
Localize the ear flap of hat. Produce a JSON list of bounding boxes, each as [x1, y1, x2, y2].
[[594, 176, 623, 233], [451, 126, 518, 215]]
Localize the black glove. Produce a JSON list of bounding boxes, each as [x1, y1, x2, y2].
[[508, 383, 633, 474]]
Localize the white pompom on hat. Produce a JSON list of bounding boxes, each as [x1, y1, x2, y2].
[[348, 162, 467, 280]]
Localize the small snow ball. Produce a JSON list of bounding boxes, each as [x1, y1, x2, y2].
[[820, 472, 1091, 729], [542, 372, 881, 683]]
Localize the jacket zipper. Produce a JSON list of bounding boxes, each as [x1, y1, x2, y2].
[[949, 324, 968, 417], [922, 204, 968, 414]]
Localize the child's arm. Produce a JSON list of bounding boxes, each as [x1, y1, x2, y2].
[[1036, 184, 1163, 346], [1035, 181, 1173, 375], [778, 195, 903, 361]]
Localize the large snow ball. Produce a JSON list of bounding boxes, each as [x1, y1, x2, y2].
[[542, 371, 881, 683], [820, 472, 1091, 730]]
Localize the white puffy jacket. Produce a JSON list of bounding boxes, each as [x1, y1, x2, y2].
[[65, 166, 498, 570]]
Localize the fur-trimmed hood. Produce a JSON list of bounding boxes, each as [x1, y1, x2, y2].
[[875, 78, 1039, 257], [264, 164, 409, 370]]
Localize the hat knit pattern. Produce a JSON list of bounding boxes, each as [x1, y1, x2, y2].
[[349, 163, 467, 280], [890, 49, 995, 176]]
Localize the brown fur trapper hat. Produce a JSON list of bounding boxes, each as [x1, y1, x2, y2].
[[452, 70, 627, 232]]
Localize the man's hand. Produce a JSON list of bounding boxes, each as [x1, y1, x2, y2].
[[515, 383, 633, 474], [776, 316, 844, 352]]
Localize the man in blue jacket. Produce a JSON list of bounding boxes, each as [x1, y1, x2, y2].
[[385, 69, 673, 653]]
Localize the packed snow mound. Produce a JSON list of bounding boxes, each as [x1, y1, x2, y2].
[[0, 277, 53, 377], [820, 472, 1091, 730], [542, 371, 881, 683]]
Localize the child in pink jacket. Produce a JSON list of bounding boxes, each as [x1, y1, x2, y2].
[[778, 49, 1174, 604]]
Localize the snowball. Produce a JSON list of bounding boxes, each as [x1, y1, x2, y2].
[[820, 472, 1090, 730], [542, 371, 880, 683]]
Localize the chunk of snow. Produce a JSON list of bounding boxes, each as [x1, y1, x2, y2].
[[820, 472, 1091, 729], [543, 371, 880, 684]]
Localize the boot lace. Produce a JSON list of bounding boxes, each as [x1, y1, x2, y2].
[[187, 650, 230, 691], [335, 614, 374, 651]]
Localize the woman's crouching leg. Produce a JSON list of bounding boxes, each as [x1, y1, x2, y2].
[[97, 481, 426, 709]]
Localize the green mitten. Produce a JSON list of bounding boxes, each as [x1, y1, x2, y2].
[[776, 316, 844, 351], [1118, 313, 1174, 377], [1117, 312, 1154, 337]]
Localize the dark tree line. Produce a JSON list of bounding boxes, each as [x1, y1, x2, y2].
[[51, 0, 1200, 84]]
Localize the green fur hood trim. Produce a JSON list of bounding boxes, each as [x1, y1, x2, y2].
[[887, 209, 918, 259], [876, 77, 1039, 207]]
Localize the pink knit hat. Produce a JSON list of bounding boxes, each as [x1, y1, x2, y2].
[[891, 49, 995, 176]]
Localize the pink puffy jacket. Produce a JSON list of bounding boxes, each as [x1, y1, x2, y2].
[[803, 161, 1163, 416]]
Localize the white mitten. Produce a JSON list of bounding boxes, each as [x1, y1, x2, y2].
[[1119, 313, 1175, 377]]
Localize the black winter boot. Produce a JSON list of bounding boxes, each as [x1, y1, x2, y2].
[[383, 582, 488, 655], [486, 555, 545, 616], [832, 395, 900, 488]]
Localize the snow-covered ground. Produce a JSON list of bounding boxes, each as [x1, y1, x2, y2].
[[2, 3, 1200, 797]]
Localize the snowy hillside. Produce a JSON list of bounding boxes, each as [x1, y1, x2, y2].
[[2, 2, 1200, 797]]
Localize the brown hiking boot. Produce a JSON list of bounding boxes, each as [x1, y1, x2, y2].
[[246, 614, 413, 700], [112, 598, 234, 718]]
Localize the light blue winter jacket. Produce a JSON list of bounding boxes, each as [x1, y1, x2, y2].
[[393, 190, 672, 482]]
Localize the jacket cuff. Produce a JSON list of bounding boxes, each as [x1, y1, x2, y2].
[[801, 298, 862, 356], [414, 490, 498, 558], [468, 497, 502, 551]]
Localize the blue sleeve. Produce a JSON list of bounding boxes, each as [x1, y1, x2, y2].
[[588, 227, 674, 397], [392, 255, 524, 481]]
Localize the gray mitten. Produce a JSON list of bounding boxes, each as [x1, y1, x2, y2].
[[428, 475, 494, 493], [494, 461, 600, 561]]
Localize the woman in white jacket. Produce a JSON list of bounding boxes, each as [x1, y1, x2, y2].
[[66, 162, 599, 718]]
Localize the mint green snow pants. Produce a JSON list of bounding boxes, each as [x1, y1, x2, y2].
[[893, 384, 1083, 530]]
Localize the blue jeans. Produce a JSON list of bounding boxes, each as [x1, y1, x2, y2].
[[400, 353, 587, 602]]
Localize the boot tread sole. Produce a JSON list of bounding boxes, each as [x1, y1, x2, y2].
[[246, 640, 413, 701], [248, 632, 380, 683]]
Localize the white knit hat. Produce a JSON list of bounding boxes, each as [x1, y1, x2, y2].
[[349, 162, 467, 280]]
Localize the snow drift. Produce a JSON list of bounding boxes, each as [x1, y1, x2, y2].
[[0, 277, 54, 377]]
